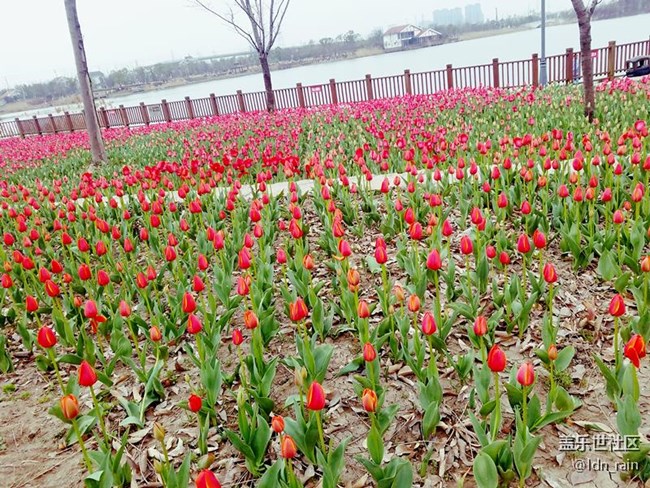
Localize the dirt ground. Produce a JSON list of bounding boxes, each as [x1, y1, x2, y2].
[[1, 199, 650, 488]]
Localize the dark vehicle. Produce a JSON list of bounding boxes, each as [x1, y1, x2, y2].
[[626, 55, 650, 77]]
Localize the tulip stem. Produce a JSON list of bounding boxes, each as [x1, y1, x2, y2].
[[71, 418, 93, 472], [286, 457, 296, 485], [548, 361, 555, 414], [46, 348, 66, 393], [614, 316, 620, 373], [521, 385, 528, 432], [90, 385, 109, 446], [315, 410, 327, 455], [491, 372, 501, 441]]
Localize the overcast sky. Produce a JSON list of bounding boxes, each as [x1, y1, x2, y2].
[[2, 0, 571, 87]]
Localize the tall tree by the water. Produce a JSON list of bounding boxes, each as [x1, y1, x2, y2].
[[64, 0, 107, 165], [191, 0, 292, 112], [570, 0, 602, 122]]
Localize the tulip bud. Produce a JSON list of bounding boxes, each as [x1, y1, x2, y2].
[[516, 362, 535, 387], [289, 298, 308, 322], [426, 249, 442, 271], [188, 394, 202, 413], [421, 311, 436, 335], [363, 342, 377, 362], [153, 422, 166, 443], [460, 235, 473, 255], [195, 469, 221, 488], [271, 415, 285, 434], [347, 268, 360, 292], [187, 314, 203, 334], [361, 388, 378, 413], [243, 310, 259, 330], [26, 295, 39, 313], [78, 360, 98, 387], [624, 334, 646, 368], [357, 300, 370, 319], [306, 381, 326, 411], [232, 328, 243, 346], [609, 294, 626, 317], [280, 435, 298, 459], [60, 394, 80, 420], [407, 294, 420, 313], [487, 344, 506, 372], [543, 263, 558, 284], [37, 326, 57, 349], [294, 366, 307, 389], [182, 292, 197, 314], [149, 326, 162, 342], [473, 315, 488, 336], [517, 234, 531, 254], [641, 256, 650, 273], [548, 344, 558, 361]]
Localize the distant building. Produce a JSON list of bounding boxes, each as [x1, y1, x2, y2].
[[383, 24, 442, 50], [465, 3, 485, 24], [433, 8, 464, 26], [0, 89, 20, 106]]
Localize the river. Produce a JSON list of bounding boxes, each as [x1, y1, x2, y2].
[[2, 13, 649, 121]]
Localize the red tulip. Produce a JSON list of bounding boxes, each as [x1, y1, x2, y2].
[[543, 263, 557, 283], [517, 234, 531, 254], [289, 298, 308, 322], [421, 311, 436, 335], [426, 249, 442, 271], [532, 230, 546, 249], [613, 210, 625, 225], [1, 274, 12, 288], [407, 294, 420, 313], [516, 362, 535, 387], [487, 344, 506, 372], [238, 247, 251, 270], [37, 326, 57, 348], [187, 314, 203, 334], [460, 235, 473, 255], [44, 279, 60, 297], [188, 394, 202, 413], [77, 359, 98, 387], [119, 300, 131, 317], [609, 294, 626, 317], [26, 295, 38, 313], [306, 381, 326, 411], [363, 342, 377, 362], [97, 270, 110, 287], [182, 292, 196, 314], [276, 248, 287, 264], [473, 315, 488, 336], [357, 300, 370, 319], [641, 256, 650, 273], [78, 264, 92, 281], [232, 328, 244, 346], [303, 253, 315, 270], [624, 334, 646, 368], [164, 245, 177, 262], [84, 300, 98, 319], [193, 275, 205, 293]]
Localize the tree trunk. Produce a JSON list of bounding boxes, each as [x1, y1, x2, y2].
[[259, 53, 276, 112], [573, 3, 596, 122], [64, 0, 107, 165]]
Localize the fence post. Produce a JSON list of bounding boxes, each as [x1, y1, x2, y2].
[[32, 116, 42, 135], [99, 107, 109, 128], [329, 79, 338, 105], [236, 90, 246, 112], [365, 74, 374, 101], [404, 69, 412, 95], [491, 58, 500, 88], [140, 102, 150, 126], [209, 93, 219, 115], [14, 118, 25, 138], [296, 83, 306, 108], [607, 40, 616, 80], [565, 48, 574, 84], [185, 96, 195, 119], [532, 54, 540, 86], [161, 99, 172, 122], [64, 111, 73, 132], [119, 105, 129, 128], [48, 114, 57, 134], [446, 64, 454, 89]]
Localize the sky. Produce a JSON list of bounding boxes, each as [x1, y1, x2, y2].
[[1, 0, 571, 87]]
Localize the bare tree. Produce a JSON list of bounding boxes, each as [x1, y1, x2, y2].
[[64, 0, 107, 165], [191, 0, 291, 112], [570, 0, 602, 122]]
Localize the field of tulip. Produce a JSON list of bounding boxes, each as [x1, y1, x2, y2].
[[1, 75, 650, 488]]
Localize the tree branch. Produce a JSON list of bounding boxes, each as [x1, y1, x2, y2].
[[269, 0, 290, 49], [190, 0, 258, 50], [588, 0, 602, 17]]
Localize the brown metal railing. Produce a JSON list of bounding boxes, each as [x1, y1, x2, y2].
[[1, 38, 648, 139]]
